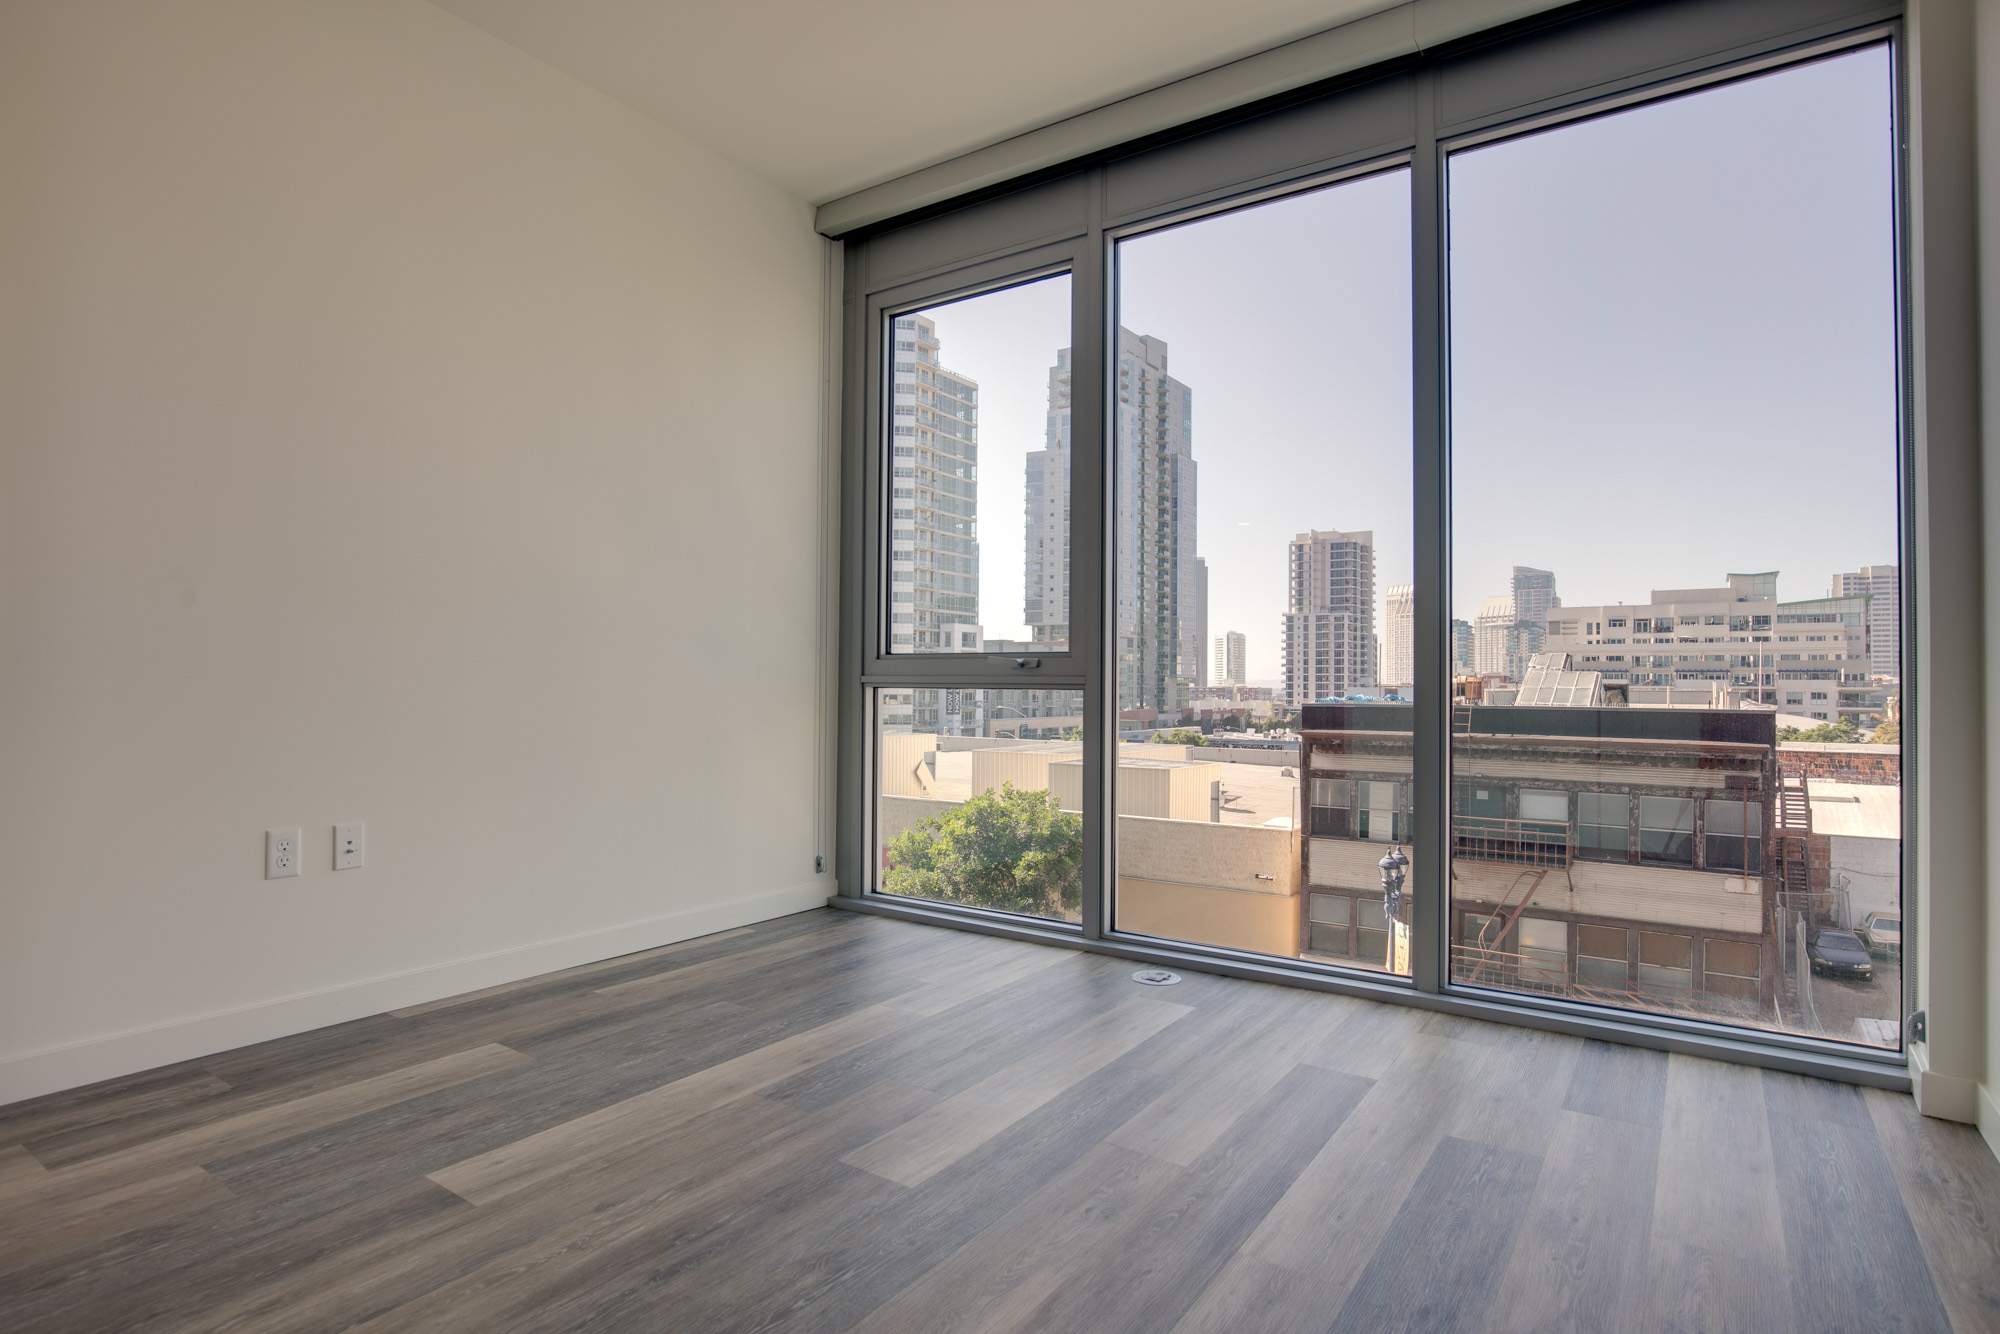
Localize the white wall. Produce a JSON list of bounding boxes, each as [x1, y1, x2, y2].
[[0, 0, 830, 1102], [1979, 0, 2000, 1157]]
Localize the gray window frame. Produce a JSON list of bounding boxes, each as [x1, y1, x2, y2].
[[834, 0, 1915, 1090]]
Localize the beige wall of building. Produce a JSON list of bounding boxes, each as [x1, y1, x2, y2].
[[1050, 758, 1222, 820], [970, 746, 1079, 797], [880, 734, 940, 798], [1118, 815, 1299, 955]]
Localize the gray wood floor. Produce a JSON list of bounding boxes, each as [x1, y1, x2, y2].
[[2, 908, 1996, 1333]]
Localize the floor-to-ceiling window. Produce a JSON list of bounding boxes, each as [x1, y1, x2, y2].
[[838, 0, 1910, 1080], [1109, 169, 1416, 975], [869, 275, 1093, 924], [1444, 44, 1902, 1048]]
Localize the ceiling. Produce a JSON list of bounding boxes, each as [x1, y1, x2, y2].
[[428, 0, 1398, 205]]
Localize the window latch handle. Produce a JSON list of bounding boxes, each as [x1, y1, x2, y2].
[[1015, 657, 1040, 669]]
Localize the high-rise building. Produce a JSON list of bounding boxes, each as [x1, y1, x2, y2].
[[1194, 557, 1209, 692], [1024, 349, 1072, 647], [1383, 583, 1415, 693], [1513, 566, 1558, 628], [889, 313, 980, 657], [1036, 330, 1197, 711], [1832, 564, 1899, 680], [1215, 631, 1246, 686], [1284, 529, 1376, 709], [1475, 594, 1536, 680], [1474, 595, 1513, 677], [889, 314, 983, 733], [1451, 619, 1475, 677]]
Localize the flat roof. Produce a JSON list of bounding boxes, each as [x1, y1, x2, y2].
[[1808, 781, 1901, 840]]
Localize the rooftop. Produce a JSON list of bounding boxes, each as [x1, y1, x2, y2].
[[1807, 780, 1902, 841]]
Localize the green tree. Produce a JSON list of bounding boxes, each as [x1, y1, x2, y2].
[[1150, 728, 1209, 747], [1776, 717, 1861, 744], [1871, 717, 1900, 744], [883, 782, 1082, 918]]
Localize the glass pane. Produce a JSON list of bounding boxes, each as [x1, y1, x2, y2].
[[885, 275, 1072, 655], [1109, 168, 1414, 973], [875, 688, 1085, 921], [1447, 47, 1902, 1047]]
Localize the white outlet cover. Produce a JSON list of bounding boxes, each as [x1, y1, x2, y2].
[[333, 822, 366, 870], [266, 827, 302, 880]]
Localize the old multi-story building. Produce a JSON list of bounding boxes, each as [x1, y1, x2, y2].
[[1296, 703, 1784, 1021], [1283, 529, 1376, 709]]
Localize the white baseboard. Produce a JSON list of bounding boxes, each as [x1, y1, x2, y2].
[[0, 883, 833, 1107], [1980, 1083, 2000, 1163], [1909, 1043, 1981, 1124]]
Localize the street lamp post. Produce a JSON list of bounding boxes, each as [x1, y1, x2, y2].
[[1379, 844, 1408, 924]]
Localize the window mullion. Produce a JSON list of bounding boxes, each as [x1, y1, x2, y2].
[[1411, 66, 1448, 996]]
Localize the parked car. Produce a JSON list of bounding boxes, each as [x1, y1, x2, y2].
[[1859, 911, 1902, 959], [1808, 930, 1875, 980]]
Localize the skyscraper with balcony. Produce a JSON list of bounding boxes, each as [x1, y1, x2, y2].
[[1034, 330, 1197, 711], [1284, 530, 1376, 709], [1194, 557, 1210, 691], [889, 314, 981, 656], [1832, 564, 1899, 680]]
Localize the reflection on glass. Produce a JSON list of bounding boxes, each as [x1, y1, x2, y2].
[[876, 688, 1085, 921], [1447, 47, 1901, 1046], [886, 275, 1072, 656], [1298, 706, 1413, 974], [1109, 168, 1413, 972]]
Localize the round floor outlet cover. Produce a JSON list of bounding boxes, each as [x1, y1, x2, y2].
[[1132, 969, 1182, 986]]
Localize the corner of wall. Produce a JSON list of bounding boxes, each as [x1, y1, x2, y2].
[[1911, 0, 1991, 1132]]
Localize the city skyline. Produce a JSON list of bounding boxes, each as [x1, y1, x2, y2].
[[889, 272, 1898, 696], [912, 50, 1894, 686]]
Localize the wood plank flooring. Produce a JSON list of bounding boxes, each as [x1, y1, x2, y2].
[[1, 908, 1995, 1333]]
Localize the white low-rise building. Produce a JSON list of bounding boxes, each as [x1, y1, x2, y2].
[[1541, 571, 1884, 722]]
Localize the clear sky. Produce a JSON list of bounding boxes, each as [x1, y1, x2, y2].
[[1448, 44, 1898, 626], [912, 43, 1897, 681], [1119, 168, 1413, 682]]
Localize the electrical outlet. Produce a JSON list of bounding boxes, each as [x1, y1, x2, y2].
[[266, 827, 302, 879], [334, 822, 366, 870]]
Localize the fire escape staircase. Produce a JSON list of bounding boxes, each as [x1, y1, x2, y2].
[[1774, 775, 1815, 896], [1474, 866, 1551, 953]]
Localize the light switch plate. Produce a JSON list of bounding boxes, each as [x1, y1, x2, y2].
[[333, 822, 365, 870]]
